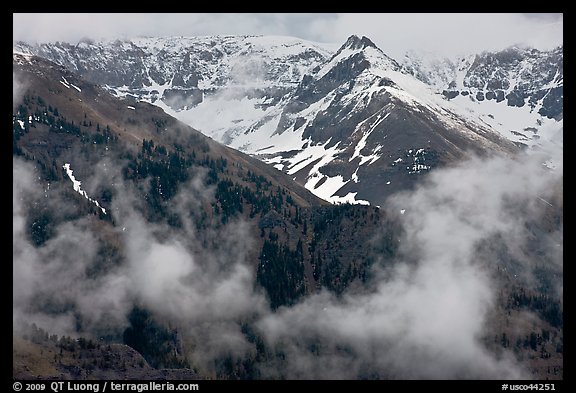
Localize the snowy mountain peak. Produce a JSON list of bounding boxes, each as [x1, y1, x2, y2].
[[312, 35, 400, 84], [341, 35, 378, 51]]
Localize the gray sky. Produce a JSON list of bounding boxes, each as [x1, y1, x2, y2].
[[13, 13, 562, 60]]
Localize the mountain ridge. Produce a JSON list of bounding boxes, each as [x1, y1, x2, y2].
[[14, 35, 562, 207], [12, 43, 563, 380]]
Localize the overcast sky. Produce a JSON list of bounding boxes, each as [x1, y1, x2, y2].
[[13, 13, 562, 60]]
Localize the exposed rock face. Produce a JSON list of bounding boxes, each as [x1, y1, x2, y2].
[[15, 36, 333, 111], [404, 46, 563, 120]]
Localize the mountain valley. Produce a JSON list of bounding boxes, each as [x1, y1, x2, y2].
[[12, 33, 563, 380]]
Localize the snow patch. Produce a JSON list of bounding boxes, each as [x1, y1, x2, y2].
[[62, 163, 106, 215], [287, 138, 344, 176], [351, 168, 360, 183], [331, 192, 370, 206], [350, 111, 389, 165]]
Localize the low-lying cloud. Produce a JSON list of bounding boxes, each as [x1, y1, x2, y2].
[[255, 143, 562, 379], [13, 154, 269, 372], [13, 133, 562, 378], [13, 71, 27, 111]]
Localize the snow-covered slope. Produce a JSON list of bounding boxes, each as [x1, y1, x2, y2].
[[15, 36, 562, 207], [15, 35, 335, 146], [401, 46, 563, 148], [239, 35, 521, 205]]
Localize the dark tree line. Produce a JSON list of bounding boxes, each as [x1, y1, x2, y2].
[[256, 237, 305, 310], [123, 307, 187, 369], [508, 287, 563, 328]]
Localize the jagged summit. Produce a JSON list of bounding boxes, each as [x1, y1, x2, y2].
[[319, 34, 400, 78], [341, 35, 378, 50]]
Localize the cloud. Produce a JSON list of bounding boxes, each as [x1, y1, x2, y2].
[[13, 153, 268, 372], [13, 132, 562, 378], [13, 157, 133, 335], [13, 13, 562, 61], [13, 72, 27, 111], [254, 144, 562, 379], [12, 13, 336, 45], [309, 13, 563, 60]]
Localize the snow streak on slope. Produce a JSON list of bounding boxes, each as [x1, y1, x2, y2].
[[63, 163, 106, 214], [350, 111, 390, 165]]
